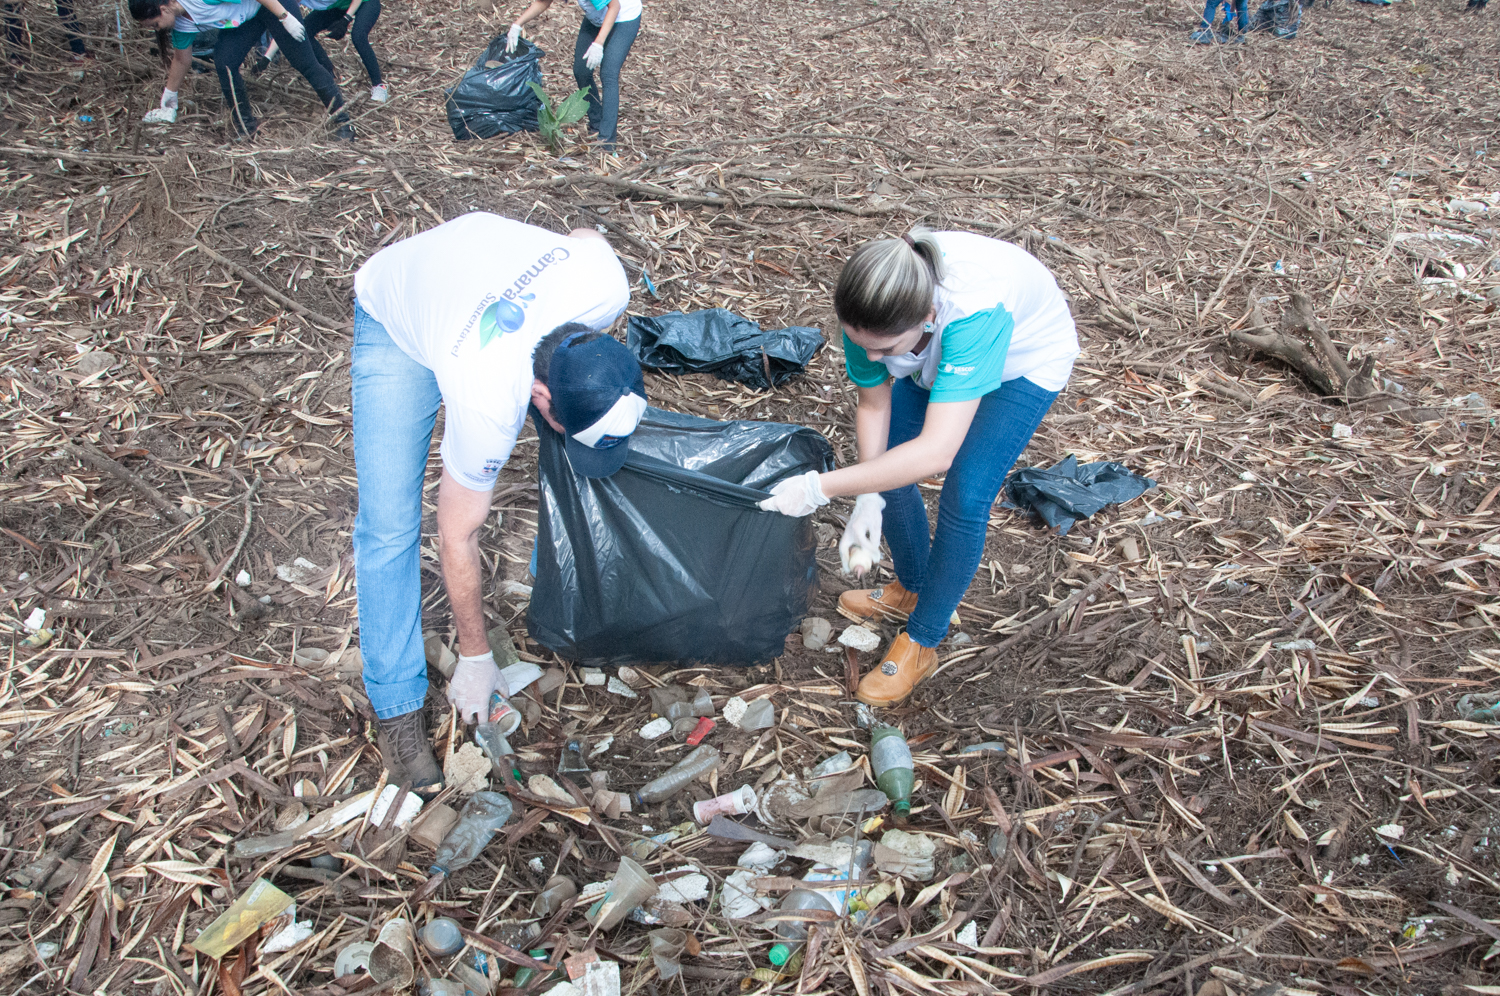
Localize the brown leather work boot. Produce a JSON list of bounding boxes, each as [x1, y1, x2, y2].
[[376, 709, 444, 798], [838, 579, 919, 624], [855, 633, 940, 707]]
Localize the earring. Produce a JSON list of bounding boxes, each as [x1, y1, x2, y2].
[[922, 322, 935, 333]]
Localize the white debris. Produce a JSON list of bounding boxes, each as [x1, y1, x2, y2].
[[1331, 423, 1353, 439], [581, 668, 607, 686], [589, 735, 614, 757], [722, 696, 749, 728], [23, 607, 46, 632], [638, 718, 672, 740], [276, 557, 323, 584], [605, 676, 638, 698], [235, 569, 252, 587], [1275, 639, 1317, 651], [369, 784, 423, 828], [956, 921, 979, 948], [1374, 824, 1405, 840], [837, 624, 881, 652], [656, 864, 710, 903], [1238, 471, 1257, 482], [263, 917, 315, 953], [499, 580, 533, 599]]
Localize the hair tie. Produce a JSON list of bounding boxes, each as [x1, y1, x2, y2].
[[902, 233, 917, 250]]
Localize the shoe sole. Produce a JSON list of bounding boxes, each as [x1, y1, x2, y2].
[[837, 602, 912, 625]]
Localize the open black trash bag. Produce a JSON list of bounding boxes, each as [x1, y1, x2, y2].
[[527, 406, 834, 666], [1002, 455, 1156, 535], [445, 35, 543, 140], [626, 309, 825, 391]]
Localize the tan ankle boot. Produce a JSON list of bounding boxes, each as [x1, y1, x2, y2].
[[838, 579, 919, 624], [855, 633, 940, 707]]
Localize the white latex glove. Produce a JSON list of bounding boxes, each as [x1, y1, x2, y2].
[[279, 12, 306, 41], [839, 493, 885, 576], [584, 41, 604, 70], [447, 650, 502, 723], [506, 23, 522, 52], [758, 470, 829, 518]]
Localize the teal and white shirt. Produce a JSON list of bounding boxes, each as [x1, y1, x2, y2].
[[170, 0, 262, 47], [843, 232, 1078, 401]]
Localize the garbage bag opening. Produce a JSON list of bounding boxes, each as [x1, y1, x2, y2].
[[527, 406, 834, 666], [445, 35, 544, 141], [627, 308, 825, 391]]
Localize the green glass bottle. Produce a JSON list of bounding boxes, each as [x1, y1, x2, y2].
[[869, 725, 914, 818]]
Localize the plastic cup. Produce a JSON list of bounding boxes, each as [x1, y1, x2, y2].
[[586, 857, 658, 931], [369, 918, 415, 988]]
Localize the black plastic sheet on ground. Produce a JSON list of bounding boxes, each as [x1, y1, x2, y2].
[[445, 35, 543, 140], [527, 407, 833, 666], [1002, 455, 1156, 535], [626, 308, 825, 391]]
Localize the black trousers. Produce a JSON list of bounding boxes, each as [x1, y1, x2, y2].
[[3, 0, 86, 57], [213, 6, 347, 135], [305, 0, 381, 87]]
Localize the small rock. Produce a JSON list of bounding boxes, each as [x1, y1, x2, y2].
[[837, 625, 881, 653], [949, 632, 973, 646], [75, 350, 116, 377], [800, 617, 833, 651], [638, 718, 672, 740]]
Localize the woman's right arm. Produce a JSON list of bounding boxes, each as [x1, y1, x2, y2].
[[165, 44, 192, 91], [853, 382, 893, 464], [512, 0, 552, 28]]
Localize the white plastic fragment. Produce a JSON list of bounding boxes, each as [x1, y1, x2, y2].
[[605, 676, 638, 698], [369, 785, 423, 828], [235, 570, 252, 587], [838, 625, 881, 652], [581, 668, 607, 686], [956, 921, 978, 948], [499, 580, 533, 598], [589, 735, 614, 757], [263, 917, 315, 953], [1275, 639, 1317, 651], [1331, 423, 1353, 439], [23, 607, 45, 631], [499, 662, 543, 697], [1374, 824, 1405, 840], [638, 718, 672, 740], [656, 864, 709, 903], [722, 696, 749, 728]]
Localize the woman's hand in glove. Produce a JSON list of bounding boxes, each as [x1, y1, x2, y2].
[[584, 41, 604, 70], [279, 12, 306, 41], [446, 651, 501, 723], [839, 493, 885, 576], [506, 23, 522, 52], [758, 470, 829, 517]]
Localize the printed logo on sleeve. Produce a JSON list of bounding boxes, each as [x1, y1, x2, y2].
[[940, 362, 976, 376], [481, 457, 504, 478]]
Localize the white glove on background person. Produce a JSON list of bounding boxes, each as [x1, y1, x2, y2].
[[447, 650, 502, 723], [279, 12, 306, 41], [584, 41, 604, 70], [143, 88, 178, 124], [839, 493, 885, 576], [759, 470, 829, 518], [506, 23, 522, 52]]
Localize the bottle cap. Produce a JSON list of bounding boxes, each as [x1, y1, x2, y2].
[[768, 943, 792, 967], [893, 799, 911, 818]]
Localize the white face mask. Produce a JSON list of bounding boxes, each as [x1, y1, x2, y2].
[[876, 335, 938, 385]]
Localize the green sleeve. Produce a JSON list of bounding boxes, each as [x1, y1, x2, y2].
[[171, 28, 194, 48], [842, 332, 891, 388], [928, 305, 1014, 402]]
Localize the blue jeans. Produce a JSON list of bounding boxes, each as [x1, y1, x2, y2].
[[573, 15, 638, 146], [1200, 0, 1248, 29], [881, 376, 1059, 648], [351, 303, 441, 719]]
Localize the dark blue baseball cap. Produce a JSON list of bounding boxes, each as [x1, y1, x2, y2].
[[549, 332, 648, 478]]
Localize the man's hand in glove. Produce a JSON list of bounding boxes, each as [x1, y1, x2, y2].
[[446, 651, 502, 723], [758, 470, 829, 517]]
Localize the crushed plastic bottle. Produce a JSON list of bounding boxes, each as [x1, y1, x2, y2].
[[869, 725, 914, 819], [634, 745, 720, 805], [766, 839, 872, 967], [419, 917, 464, 957], [430, 792, 513, 876], [532, 874, 578, 917]]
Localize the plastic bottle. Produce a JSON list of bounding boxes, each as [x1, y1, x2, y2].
[[634, 745, 720, 805], [531, 874, 578, 917], [418, 918, 464, 957], [767, 889, 837, 968], [767, 839, 872, 967], [869, 725, 914, 819], [430, 792, 513, 876]]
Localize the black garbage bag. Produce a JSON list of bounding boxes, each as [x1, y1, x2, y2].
[[445, 35, 543, 141], [527, 406, 834, 666], [627, 308, 825, 391], [1002, 455, 1156, 535]]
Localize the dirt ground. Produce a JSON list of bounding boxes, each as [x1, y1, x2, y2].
[[1, 0, 1498, 992]]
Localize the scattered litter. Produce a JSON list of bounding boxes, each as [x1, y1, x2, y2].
[[1332, 422, 1354, 438], [958, 741, 1008, 756], [192, 878, 295, 960], [605, 676, 638, 698], [528, 774, 577, 805], [262, 910, 315, 953], [693, 785, 756, 823], [586, 857, 658, 931], [1275, 639, 1317, 651], [419, 917, 465, 957], [22, 607, 45, 631], [1456, 693, 1500, 722], [800, 616, 833, 650], [276, 557, 324, 584], [334, 941, 376, 979], [431, 792, 514, 875], [738, 697, 776, 729], [635, 745, 719, 805], [1374, 824, 1406, 840], [874, 829, 937, 881], [369, 917, 416, 989], [533, 875, 578, 917], [722, 696, 749, 728], [410, 803, 458, 850], [648, 927, 689, 980], [581, 668, 607, 686], [837, 624, 881, 652], [956, 921, 978, 948], [638, 717, 672, 740], [588, 735, 614, 757], [656, 865, 710, 903], [444, 742, 491, 795], [684, 716, 716, 744], [870, 724, 915, 818], [626, 307, 824, 391], [235, 569, 252, 587]]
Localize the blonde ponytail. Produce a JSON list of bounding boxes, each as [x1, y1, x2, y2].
[[833, 226, 944, 337]]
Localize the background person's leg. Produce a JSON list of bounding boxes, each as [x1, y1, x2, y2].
[[262, 7, 350, 124], [350, 0, 381, 85], [54, 0, 84, 54], [212, 21, 261, 135], [351, 303, 441, 721], [904, 378, 1059, 648], [573, 18, 601, 133], [593, 16, 637, 146], [299, 8, 340, 78], [879, 377, 935, 597]]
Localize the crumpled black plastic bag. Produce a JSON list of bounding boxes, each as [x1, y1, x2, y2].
[[527, 406, 834, 666], [627, 308, 825, 391], [1002, 455, 1156, 535], [445, 35, 542, 141]]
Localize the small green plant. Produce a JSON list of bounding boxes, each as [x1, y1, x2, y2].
[[527, 82, 590, 152]]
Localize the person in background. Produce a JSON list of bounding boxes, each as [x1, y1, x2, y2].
[[128, 0, 354, 139], [303, 0, 386, 103], [2, 0, 91, 66], [759, 227, 1078, 708], [350, 213, 642, 794], [1190, 0, 1247, 42], [504, 0, 641, 152]]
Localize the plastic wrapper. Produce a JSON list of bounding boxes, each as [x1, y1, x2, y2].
[[1001, 454, 1156, 536], [444, 36, 543, 140], [626, 308, 824, 391], [528, 407, 832, 666]]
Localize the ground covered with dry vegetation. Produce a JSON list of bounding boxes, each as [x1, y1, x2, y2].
[[1, 0, 1499, 993]]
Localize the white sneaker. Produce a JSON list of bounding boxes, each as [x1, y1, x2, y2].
[[142, 106, 177, 124], [370, 84, 388, 103]]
